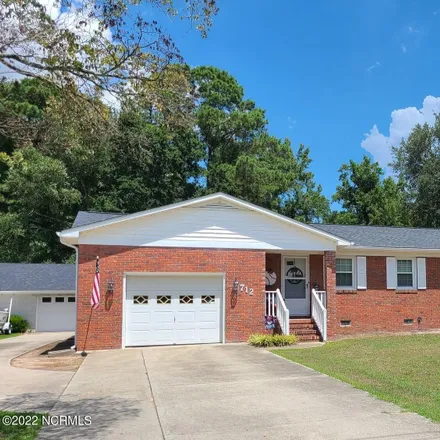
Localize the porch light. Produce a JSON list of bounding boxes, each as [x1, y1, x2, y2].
[[233, 278, 239, 292], [107, 278, 115, 293]]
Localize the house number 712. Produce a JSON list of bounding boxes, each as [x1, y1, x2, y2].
[[239, 284, 254, 296]]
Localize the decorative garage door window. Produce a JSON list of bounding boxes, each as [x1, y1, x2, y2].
[[286, 260, 304, 284], [179, 295, 193, 304], [133, 295, 149, 305], [201, 295, 215, 304], [156, 295, 171, 305]]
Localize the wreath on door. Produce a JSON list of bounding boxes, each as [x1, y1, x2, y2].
[[286, 259, 303, 285]]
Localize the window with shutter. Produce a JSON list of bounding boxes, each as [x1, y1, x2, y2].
[[336, 258, 355, 288]]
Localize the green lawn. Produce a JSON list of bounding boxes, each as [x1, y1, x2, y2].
[[0, 412, 44, 440], [0, 334, 20, 341], [273, 334, 440, 423]]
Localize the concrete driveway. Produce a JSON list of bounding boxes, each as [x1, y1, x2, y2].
[[0, 332, 75, 412], [40, 344, 440, 440]]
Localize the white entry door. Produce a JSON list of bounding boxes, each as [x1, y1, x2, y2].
[[283, 257, 309, 317], [125, 275, 223, 347]]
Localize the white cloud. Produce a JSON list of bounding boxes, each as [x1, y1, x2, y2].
[[361, 96, 440, 174], [367, 61, 381, 73], [37, 0, 60, 20], [101, 90, 121, 111], [401, 43, 407, 53], [57, 3, 112, 42], [287, 116, 296, 129], [408, 26, 420, 33], [1, 0, 112, 93]]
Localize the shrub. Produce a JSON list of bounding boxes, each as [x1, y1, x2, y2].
[[248, 333, 297, 347], [10, 315, 29, 333]]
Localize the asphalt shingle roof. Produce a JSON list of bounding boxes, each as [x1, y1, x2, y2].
[[311, 224, 440, 249], [72, 211, 125, 228], [0, 264, 76, 292]]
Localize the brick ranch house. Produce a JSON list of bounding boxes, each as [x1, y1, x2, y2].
[[58, 193, 440, 350]]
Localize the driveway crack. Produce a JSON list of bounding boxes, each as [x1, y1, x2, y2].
[[49, 357, 80, 412], [142, 349, 166, 440]]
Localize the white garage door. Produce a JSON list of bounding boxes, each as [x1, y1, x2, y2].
[[125, 275, 223, 347], [37, 295, 76, 332]]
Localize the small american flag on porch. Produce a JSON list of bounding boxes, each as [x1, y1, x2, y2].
[[91, 256, 100, 310]]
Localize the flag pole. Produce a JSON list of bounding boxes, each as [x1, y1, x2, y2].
[[81, 255, 99, 357], [81, 308, 93, 357]]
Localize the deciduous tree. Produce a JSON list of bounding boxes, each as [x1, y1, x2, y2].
[[0, 0, 218, 122], [392, 116, 440, 227], [0, 146, 81, 261], [330, 155, 406, 226]]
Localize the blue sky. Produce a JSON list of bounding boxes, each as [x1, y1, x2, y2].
[[171, 0, 440, 200]]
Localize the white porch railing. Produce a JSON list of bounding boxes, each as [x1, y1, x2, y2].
[[265, 289, 289, 335], [316, 290, 326, 308], [311, 288, 327, 341]]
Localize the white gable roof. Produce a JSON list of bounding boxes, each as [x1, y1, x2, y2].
[[58, 193, 351, 250]]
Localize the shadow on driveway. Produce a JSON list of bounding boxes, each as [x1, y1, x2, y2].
[[1, 392, 143, 439]]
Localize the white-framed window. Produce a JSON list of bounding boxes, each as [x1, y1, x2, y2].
[[397, 259, 415, 289], [336, 258, 355, 288]]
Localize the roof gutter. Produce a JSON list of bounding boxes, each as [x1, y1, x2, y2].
[[0, 290, 75, 294], [58, 237, 78, 350], [342, 245, 440, 252]]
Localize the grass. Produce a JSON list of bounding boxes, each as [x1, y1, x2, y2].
[[0, 334, 20, 341], [0, 411, 44, 440], [272, 334, 440, 423]]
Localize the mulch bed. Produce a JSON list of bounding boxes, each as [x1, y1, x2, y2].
[[11, 337, 84, 371]]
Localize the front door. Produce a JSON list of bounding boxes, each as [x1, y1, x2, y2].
[[283, 257, 309, 317]]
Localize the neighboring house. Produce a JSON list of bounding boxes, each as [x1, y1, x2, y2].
[[0, 264, 76, 331], [58, 193, 440, 351]]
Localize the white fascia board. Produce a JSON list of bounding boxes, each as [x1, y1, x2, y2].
[[58, 193, 351, 246]]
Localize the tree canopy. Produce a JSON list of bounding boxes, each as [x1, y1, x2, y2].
[[192, 66, 328, 218], [0, 0, 217, 98], [3, 68, 438, 265], [0, 68, 330, 263], [392, 115, 440, 227], [329, 155, 406, 226]]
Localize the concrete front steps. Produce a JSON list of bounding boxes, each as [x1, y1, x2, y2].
[[289, 318, 322, 342]]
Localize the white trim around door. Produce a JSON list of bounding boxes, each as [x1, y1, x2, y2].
[[282, 256, 310, 317]]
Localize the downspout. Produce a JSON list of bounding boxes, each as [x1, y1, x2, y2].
[[58, 235, 78, 349]]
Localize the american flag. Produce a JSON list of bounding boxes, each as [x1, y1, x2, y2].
[[91, 256, 100, 310]]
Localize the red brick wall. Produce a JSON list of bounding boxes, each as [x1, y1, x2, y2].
[[309, 255, 324, 291], [265, 253, 281, 290], [331, 256, 440, 338], [324, 251, 338, 338], [77, 246, 266, 350]]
